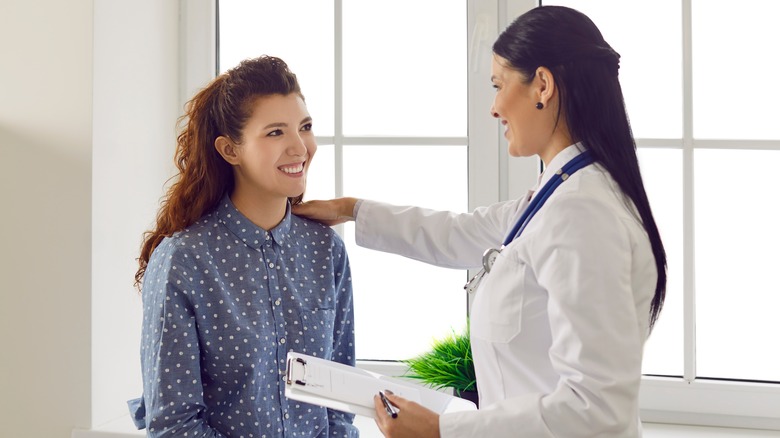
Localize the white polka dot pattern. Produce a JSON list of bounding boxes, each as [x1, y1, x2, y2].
[[137, 196, 357, 437]]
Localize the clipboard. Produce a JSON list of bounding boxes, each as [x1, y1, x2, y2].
[[285, 351, 477, 419]]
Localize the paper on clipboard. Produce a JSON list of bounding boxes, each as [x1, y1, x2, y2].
[[284, 351, 477, 419]]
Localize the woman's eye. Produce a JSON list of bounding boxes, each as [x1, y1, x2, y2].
[[268, 129, 283, 137], [492, 84, 500, 91], [300, 123, 313, 132]]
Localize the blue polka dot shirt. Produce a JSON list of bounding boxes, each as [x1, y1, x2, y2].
[[134, 196, 358, 437]]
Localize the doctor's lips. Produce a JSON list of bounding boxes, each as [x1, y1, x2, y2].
[[279, 161, 306, 175]]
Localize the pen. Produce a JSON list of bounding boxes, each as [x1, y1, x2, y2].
[[379, 390, 398, 418]]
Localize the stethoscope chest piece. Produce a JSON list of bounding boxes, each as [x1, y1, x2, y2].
[[482, 247, 501, 273], [464, 247, 503, 295]]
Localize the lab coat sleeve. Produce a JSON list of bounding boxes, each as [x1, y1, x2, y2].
[[354, 199, 523, 269], [440, 192, 649, 437]]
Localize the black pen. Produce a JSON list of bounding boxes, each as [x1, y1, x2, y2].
[[379, 390, 398, 418]]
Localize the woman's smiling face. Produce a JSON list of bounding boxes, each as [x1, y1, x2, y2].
[[230, 93, 317, 202]]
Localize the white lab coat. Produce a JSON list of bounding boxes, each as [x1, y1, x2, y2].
[[354, 145, 656, 437]]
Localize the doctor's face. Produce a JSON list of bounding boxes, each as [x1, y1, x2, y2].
[[490, 54, 547, 159]]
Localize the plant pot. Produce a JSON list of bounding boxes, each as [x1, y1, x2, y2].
[[454, 388, 479, 408]]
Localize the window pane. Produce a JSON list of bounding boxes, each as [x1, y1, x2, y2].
[[343, 145, 468, 360], [542, 1, 682, 138], [218, 0, 335, 136], [638, 148, 684, 377], [695, 149, 780, 382], [304, 144, 335, 202], [693, 0, 780, 139], [342, 0, 466, 137]]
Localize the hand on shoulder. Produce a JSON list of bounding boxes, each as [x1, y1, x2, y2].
[[293, 197, 358, 226]]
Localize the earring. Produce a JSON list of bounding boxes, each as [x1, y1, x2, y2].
[[535, 102, 544, 110]]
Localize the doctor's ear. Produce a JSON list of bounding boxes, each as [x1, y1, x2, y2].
[[215, 136, 240, 165], [534, 67, 556, 108]]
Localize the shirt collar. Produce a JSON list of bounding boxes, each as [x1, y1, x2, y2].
[[215, 194, 292, 249], [535, 142, 587, 193]]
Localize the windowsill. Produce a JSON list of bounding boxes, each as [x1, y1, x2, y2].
[[80, 363, 779, 436], [72, 414, 780, 438]]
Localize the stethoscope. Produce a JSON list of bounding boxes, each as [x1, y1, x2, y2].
[[464, 150, 595, 294]]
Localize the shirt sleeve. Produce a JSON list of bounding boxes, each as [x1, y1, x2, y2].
[[354, 199, 524, 269], [140, 243, 228, 438], [441, 192, 649, 438], [326, 239, 359, 437]]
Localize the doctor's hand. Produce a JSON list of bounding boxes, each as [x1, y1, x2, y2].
[[292, 197, 358, 226], [373, 392, 440, 438]]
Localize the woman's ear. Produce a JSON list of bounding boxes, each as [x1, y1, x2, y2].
[[215, 136, 240, 165], [535, 66, 556, 108]]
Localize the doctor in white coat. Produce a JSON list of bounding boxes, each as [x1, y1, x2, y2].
[[294, 5, 667, 438]]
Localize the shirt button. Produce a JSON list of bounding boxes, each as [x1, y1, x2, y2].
[[275, 298, 281, 306], [279, 338, 286, 344], [269, 262, 275, 268], [284, 413, 290, 419]]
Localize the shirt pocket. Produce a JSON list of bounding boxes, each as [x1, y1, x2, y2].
[[471, 252, 526, 343], [298, 308, 336, 357]]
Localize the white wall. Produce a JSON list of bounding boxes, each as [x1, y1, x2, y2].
[[0, 0, 94, 436], [0, 0, 182, 436], [91, 0, 179, 429]]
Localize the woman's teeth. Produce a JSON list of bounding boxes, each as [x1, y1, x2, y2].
[[280, 163, 304, 174]]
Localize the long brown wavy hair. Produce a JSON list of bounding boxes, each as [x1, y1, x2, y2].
[[135, 56, 304, 289]]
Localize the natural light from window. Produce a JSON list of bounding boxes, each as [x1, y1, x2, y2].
[[218, 0, 468, 361]]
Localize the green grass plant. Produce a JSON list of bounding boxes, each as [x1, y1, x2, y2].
[[401, 324, 476, 392]]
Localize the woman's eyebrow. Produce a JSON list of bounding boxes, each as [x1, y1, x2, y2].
[[262, 122, 288, 130]]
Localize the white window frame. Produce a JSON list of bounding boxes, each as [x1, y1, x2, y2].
[[633, 0, 780, 429], [184, 0, 780, 431]]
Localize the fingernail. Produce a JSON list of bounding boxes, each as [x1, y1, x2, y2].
[[385, 389, 394, 395]]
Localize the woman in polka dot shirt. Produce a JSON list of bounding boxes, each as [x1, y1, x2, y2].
[[128, 56, 358, 438]]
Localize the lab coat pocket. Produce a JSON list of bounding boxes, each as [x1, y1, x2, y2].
[[471, 253, 526, 343]]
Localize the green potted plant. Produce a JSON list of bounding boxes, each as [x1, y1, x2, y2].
[[401, 323, 478, 407]]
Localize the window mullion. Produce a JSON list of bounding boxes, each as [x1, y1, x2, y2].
[[331, 0, 345, 240], [681, 0, 696, 383]]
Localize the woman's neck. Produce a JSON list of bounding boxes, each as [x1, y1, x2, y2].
[[229, 189, 288, 231]]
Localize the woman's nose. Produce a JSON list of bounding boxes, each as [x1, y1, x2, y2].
[[289, 135, 307, 156], [490, 105, 499, 119]]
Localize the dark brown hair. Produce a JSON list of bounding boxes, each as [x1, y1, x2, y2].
[[494, 6, 667, 330]]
